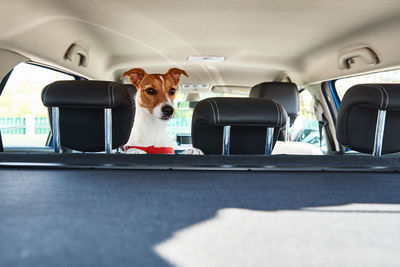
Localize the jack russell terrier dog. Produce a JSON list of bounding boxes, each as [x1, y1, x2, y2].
[[121, 68, 203, 155]]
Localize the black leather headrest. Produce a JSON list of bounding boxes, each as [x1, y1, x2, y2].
[[192, 97, 287, 154], [42, 81, 131, 108], [194, 97, 287, 127], [41, 80, 133, 152], [124, 84, 137, 99], [250, 82, 299, 118], [336, 84, 400, 154], [124, 84, 136, 113]]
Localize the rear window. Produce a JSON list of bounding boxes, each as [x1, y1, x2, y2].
[[335, 69, 400, 99], [0, 63, 75, 149], [291, 88, 327, 153], [169, 86, 246, 148], [170, 85, 327, 153]]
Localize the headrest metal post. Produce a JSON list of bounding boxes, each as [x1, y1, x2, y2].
[[105, 108, 112, 154], [372, 110, 386, 156], [265, 127, 274, 155], [222, 125, 231, 155], [284, 117, 290, 142], [51, 107, 61, 153]]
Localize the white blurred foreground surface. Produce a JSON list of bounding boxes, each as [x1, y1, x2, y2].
[[155, 205, 400, 267]]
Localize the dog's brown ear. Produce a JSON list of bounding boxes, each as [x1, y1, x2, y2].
[[166, 68, 188, 86], [121, 68, 147, 87]]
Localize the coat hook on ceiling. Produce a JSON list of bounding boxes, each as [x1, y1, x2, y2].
[[64, 43, 89, 67]]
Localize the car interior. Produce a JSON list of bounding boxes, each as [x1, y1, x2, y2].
[[1, 0, 400, 266]]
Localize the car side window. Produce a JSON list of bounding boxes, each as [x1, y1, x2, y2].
[[0, 63, 75, 149], [335, 69, 400, 99]]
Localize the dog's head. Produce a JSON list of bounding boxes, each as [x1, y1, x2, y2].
[[121, 68, 188, 120]]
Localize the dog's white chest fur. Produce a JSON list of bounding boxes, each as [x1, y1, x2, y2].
[[126, 104, 173, 147]]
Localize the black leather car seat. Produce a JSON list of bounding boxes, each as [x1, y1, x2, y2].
[[336, 83, 400, 155], [191, 97, 287, 155], [41, 80, 134, 153], [250, 82, 299, 132], [250, 81, 322, 155]]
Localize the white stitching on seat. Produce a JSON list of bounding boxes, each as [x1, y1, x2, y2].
[[367, 84, 385, 108], [207, 100, 217, 124], [111, 83, 117, 106], [210, 99, 220, 124], [107, 82, 112, 107], [126, 86, 132, 100], [375, 84, 389, 109], [273, 100, 280, 127], [364, 84, 385, 109]]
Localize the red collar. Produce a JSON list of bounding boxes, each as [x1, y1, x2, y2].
[[124, 145, 175, 154]]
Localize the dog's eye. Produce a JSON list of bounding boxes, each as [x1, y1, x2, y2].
[[169, 88, 176, 95], [146, 88, 157, 95]]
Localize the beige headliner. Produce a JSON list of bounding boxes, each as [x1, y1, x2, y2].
[[1, 0, 400, 86]]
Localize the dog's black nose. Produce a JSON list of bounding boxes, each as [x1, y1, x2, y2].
[[161, 105, 174, 117]]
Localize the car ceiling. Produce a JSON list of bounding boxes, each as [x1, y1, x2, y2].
[[1, 0, 400, 86]]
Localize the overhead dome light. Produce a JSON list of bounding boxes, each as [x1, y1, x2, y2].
[[188, 56, 225, 63]]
